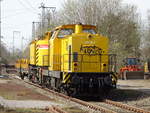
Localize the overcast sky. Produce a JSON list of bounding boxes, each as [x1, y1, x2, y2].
[[1, 0, 150, 50]]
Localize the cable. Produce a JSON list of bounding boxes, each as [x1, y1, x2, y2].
[[23, 0, 38, 11], [3, 22, 32, 29], [17, 0, 37, 13], [5, 8, 27, 12], [2, 10, 36, 19], [3, 24, 31, 29]]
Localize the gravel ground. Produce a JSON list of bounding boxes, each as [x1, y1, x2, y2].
[[108, 79, 150, 111], [0, 96, 59, 109], [119, 80, 150, 111], [1, 74, 150, 112], [118, 79, 150, 93], [87, 79, 150, 113], [96, 102, 134, 113]]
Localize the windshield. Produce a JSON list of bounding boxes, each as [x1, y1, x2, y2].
[[58, 29, 74, 38], [127, 58, 138, 65], [83, 29, 96, 34]]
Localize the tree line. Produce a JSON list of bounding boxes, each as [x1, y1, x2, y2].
[[25, 0, 150, 70]]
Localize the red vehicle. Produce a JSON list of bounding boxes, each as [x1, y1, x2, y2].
[[120, 57, 144, 80]]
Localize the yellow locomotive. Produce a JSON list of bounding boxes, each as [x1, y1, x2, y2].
[[15, 59, 29, 79], [16, 23, 117, 97]]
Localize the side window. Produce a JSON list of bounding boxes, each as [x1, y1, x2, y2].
[[50, 31, 53, 37], [57, 29, 73, 38]]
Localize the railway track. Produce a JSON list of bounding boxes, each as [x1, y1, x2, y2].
[[12, 75, 150, 113], [48, 106, 68, 113], [104, 99, 150, 113], [23, 80, 116, 113]]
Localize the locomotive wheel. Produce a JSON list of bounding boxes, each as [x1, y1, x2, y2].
[[59, 84, 76, 96], [102, 87, 111, 98], [67, 86, 76, 97], [20, 73, 24, 80], [60, 85, 68, 95], [113, 83, 117, 89]]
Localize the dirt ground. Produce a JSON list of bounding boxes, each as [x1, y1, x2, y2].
[[0, 76, 61, 112], [0, 79, 53, 101], [0, 76, 87, 113]]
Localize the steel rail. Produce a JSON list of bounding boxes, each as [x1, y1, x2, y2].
[[49, 106, 68, 113], [23, 80, 116, 113], [104, 99, 150, 113]]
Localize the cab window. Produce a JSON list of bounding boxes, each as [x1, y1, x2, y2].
[[83, 29, 96, 34], [57, 29, 74, 38], [51, 31, 58, 39], [127, 58, 137, 65]]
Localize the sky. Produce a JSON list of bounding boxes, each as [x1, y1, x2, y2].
[[123, 0, 150, 20], [1, 0, 150, 51], [2, 0, 64, 51]]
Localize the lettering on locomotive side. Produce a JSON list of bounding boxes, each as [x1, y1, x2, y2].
[[80, 45, 104, 55], [84, 41, 95, 45]]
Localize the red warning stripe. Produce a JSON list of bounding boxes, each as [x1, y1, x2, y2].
[[38, 44, 49, 49]]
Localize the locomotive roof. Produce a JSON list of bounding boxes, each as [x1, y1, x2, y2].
[[54, 24, 96, 30]]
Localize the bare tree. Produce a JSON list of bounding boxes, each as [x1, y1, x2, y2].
[[33, 0, 141, 70], [141, 10, 150, 60], [56, 0, 141, 69]]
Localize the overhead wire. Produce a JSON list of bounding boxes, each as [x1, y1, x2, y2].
[[4, 8, 27, 12], [2, 10, 35, 19], [2, 0, 39, 50], [2, 0, 41, 19], [17, 0, 38, 13], [3, 0, 41, 44], [3, 22, 32, 28], [23, 0, 38, 11]]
